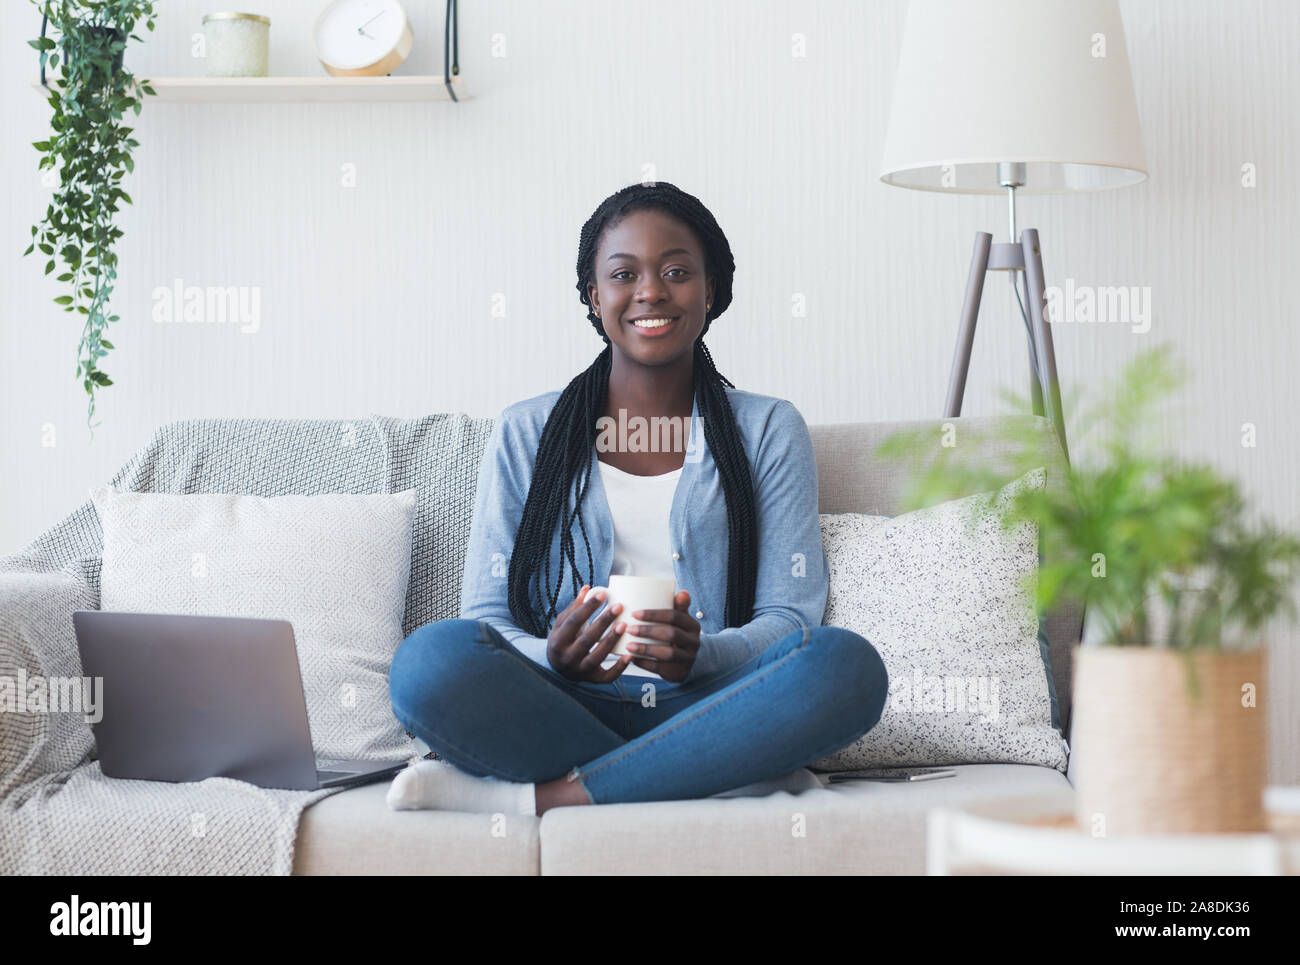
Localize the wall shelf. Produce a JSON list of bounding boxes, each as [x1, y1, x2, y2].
[[32, 0, 461, 103], [31, 74, 467, 103]]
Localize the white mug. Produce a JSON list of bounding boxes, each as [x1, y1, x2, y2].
[[586, 575, 677, 656]]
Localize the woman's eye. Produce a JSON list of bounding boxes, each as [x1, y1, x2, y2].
[[611, 267, 689, 281]]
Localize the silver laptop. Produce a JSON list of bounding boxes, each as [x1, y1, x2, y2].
[[73, 610, 407, 791]]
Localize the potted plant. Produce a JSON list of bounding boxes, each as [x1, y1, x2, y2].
[[876, 344, 1300, 834], [25, 0, 157, 432]]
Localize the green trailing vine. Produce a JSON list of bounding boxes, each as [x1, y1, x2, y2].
[[25, 0, 157, 433]]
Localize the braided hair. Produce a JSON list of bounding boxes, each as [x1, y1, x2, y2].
[[506, 182, 758, 638]]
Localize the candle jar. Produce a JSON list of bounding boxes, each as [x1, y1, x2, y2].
[[201, 12, 270, 77]]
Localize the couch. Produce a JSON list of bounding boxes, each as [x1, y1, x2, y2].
[[1, 411, 1079, 875]]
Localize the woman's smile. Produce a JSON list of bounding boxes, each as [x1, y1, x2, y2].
[[627, 314, 679, 337]]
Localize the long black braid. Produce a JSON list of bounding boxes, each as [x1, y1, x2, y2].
[[506, 182, 758, 638]]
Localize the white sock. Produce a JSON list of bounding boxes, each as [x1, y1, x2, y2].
[[385, 759, 537, 816]]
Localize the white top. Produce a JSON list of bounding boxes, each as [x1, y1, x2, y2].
[[596, 459, 682, 679]]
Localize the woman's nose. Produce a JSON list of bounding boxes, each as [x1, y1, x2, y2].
[[635, 281, 668, 302]]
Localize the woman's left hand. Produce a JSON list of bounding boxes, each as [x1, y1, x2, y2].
[[625, 590, 701, 683]]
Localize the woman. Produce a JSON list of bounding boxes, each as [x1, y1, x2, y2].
[[387, 182, 888, 816]]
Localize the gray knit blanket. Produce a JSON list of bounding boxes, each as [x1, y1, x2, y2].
[[0, 413, 491, 875]]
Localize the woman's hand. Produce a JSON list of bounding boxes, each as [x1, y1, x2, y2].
[[624, 590, 701, 683], [546, 584, 634, 682]]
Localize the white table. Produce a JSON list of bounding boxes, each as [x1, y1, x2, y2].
[[927, 787, 1300, 875]]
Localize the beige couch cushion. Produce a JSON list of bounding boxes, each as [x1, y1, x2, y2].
[[538, 764, 1071, 875], [293, 781, 540, 875], [294, 765, 1068, 875]]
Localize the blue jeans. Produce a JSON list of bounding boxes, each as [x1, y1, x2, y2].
[[388, 618, 888, 805]]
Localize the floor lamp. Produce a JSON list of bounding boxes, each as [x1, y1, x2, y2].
[[878, 0, 1149, 464]]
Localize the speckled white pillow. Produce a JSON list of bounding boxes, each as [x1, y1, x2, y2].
[[812, 467, 1068, 772]]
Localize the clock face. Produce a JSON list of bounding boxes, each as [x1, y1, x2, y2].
[[315, 0, 408, 70]]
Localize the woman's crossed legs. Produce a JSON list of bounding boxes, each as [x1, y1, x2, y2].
[[387, 617, 888, 813]]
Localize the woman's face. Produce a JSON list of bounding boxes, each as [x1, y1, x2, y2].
[[587, 208, 714, 369]]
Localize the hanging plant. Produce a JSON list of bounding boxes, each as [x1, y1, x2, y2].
[[25, 0, 157, 432]]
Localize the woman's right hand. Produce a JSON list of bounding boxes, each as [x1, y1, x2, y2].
[[547, 584, 634, 682]]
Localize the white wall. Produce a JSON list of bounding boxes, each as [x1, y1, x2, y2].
[[3, 0, 1298, 781]]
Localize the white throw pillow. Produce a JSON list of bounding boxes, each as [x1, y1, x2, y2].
[[91, 486, 418, 762], [812, 468, 1067, 772]]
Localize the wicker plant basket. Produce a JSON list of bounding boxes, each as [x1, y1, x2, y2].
[[1072, 646, 1267, 834]]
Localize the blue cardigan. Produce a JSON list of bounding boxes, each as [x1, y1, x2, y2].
[[459, 385, 829, 682]]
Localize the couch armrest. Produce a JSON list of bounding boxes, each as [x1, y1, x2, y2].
[[0, 568, 97, 797]]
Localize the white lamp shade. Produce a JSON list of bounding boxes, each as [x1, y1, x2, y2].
[[879, 0, 1147, 194]]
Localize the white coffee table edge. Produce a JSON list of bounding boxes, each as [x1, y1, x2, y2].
[[927, 792, 1298, 875]]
